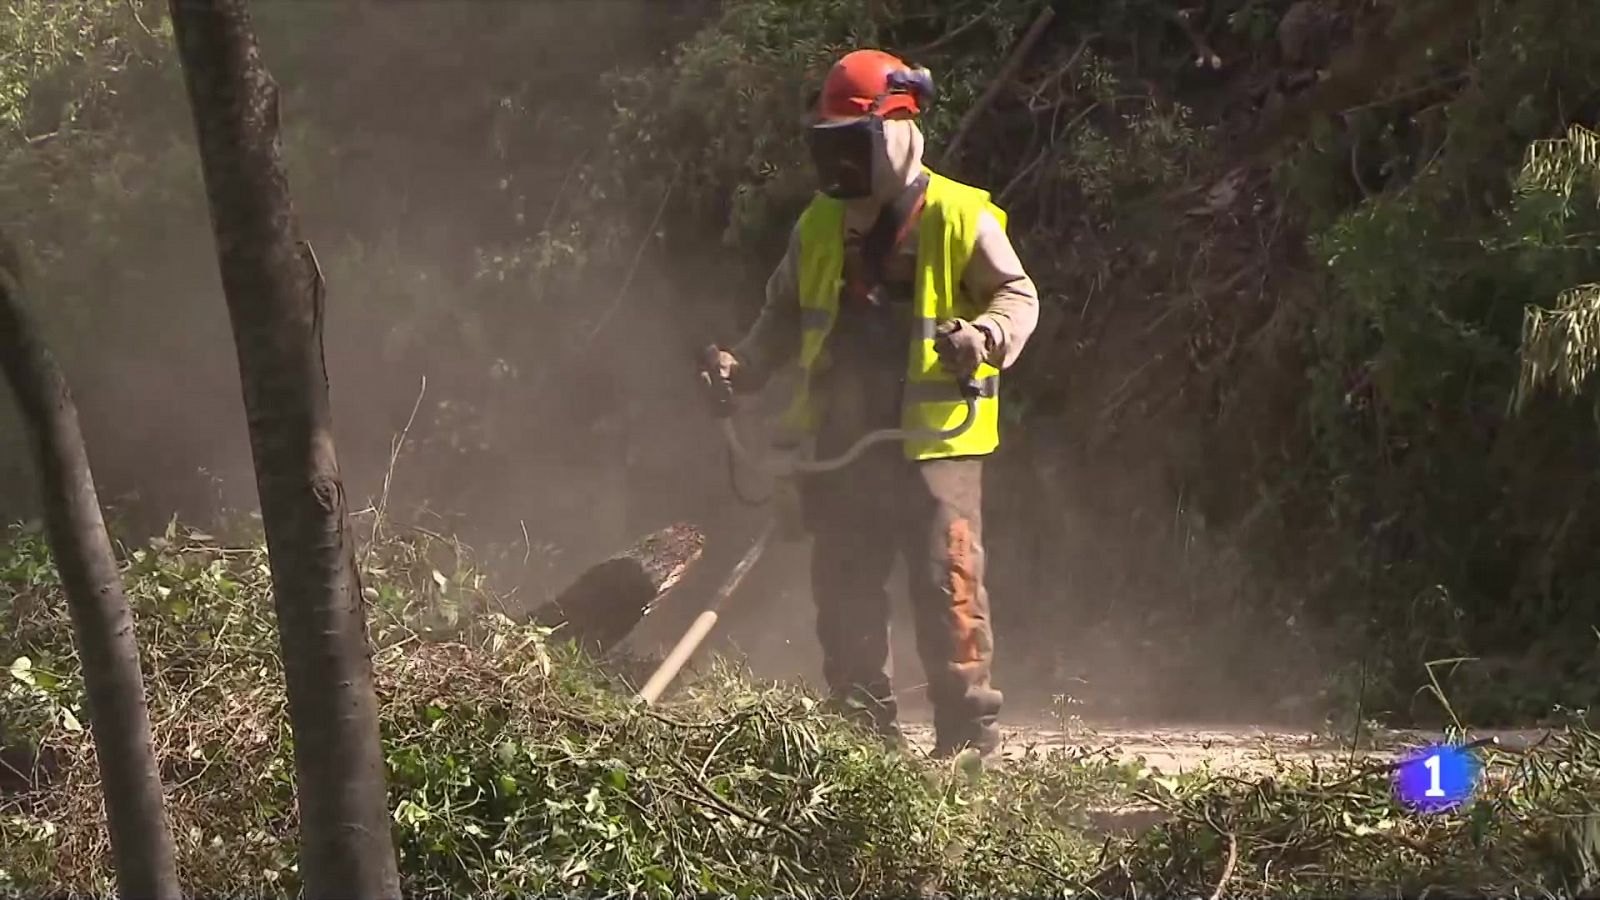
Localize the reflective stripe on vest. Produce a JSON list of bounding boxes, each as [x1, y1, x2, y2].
[[782, 169, 1005, 461]]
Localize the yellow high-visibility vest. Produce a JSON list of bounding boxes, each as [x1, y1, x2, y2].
[[782, 169, 1004, 460]]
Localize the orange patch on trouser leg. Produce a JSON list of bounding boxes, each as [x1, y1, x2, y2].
[[946, 518, 982, 665]]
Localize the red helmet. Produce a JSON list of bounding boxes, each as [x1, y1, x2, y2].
[[814, 49, 935, 123]]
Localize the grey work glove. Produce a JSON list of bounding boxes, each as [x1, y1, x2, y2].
[[933, 318, 994, 378]]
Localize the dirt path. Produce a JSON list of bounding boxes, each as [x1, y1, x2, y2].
[[897, 714, 1552, 833], [631, 587, 1552, 776], [899, 715, 1551, 775]]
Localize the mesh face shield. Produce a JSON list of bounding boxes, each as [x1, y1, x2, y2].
[[807, 115, 885, 200]]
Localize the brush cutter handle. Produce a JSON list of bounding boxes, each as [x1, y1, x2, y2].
[[719, 386, 979, 478], [793, 389, 979, 473]]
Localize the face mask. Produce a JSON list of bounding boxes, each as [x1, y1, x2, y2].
[[808, 115, 885, 200]]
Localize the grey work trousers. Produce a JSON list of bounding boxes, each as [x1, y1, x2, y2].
[[799, 437, 1003, 755]]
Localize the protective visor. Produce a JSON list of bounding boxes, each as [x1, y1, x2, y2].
[[807, 115, 884, 200]]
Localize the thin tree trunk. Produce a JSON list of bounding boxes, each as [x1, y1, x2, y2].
[[167, 2, 401, 896], [0, 246, 180, 900]]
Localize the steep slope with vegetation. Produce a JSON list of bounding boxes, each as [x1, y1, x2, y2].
[[581, 0, 1600, 724], [5, 0, 1600, 730]]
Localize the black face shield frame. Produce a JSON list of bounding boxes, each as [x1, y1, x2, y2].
[[807, 114, 885, 200]]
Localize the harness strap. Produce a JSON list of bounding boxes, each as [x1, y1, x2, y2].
[[844, 172, 930, 304]]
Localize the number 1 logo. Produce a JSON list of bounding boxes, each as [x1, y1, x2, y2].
[[1396, 744, 1479, 812], [1423, 753, 1445, 798]]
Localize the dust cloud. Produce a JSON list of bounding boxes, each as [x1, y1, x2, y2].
[[0, 0, 1324, 730]]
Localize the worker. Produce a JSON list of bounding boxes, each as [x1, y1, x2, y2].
[[703, 49, 1040, 758]]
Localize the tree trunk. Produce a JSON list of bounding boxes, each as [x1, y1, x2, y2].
[[167, 2, 401, 896], [0, 246, 180, 899]]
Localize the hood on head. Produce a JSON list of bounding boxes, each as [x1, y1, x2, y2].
[[866, 117, 925, 205]]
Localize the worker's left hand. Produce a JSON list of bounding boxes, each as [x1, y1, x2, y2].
[[933, 318, 990, 377]]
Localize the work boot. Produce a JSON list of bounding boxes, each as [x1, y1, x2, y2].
[[930, 723, 1000, 761], [931, 739, 995, 785], [821, 692, 904, 748], [880, 721, 912, 754]]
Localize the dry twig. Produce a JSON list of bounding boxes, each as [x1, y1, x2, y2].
[[944, 5, 1057, 164]]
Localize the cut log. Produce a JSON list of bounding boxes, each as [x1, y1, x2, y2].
[[526, 522, 705, 655]]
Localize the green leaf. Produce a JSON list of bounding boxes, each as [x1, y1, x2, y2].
[[560, 858, 590, 882], [393, 799, 430, 825], [8, 656, 34, 686], [1470, 801, 1494, 845], [60, 707, 82, 732]]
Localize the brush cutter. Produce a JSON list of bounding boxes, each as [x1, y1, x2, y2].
[[634, 345, 982, 705]]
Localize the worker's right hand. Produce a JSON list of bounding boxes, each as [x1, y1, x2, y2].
[[698, 345, 739, 386], [697, 345, 738, 416], [713, 349, 739, 384]]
